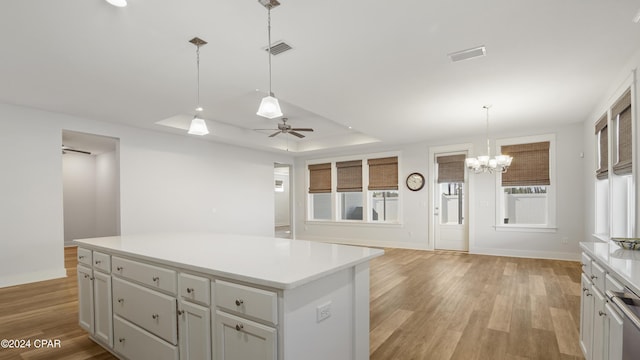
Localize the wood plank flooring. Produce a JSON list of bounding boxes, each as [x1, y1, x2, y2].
[[0, 247, 583, 359]]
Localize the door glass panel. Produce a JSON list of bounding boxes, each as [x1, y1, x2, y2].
[[439, 182, 464, 225]]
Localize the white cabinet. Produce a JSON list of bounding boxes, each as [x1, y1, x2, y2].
[[215, 310, 277, 360], [592, 287, 606, 360], [605, 303, 623, 360], [78, 264, 94, 334], [114, 315, 179, 360], [179, 300, 212, 360], [580, 272, 594, 360], [93, 271, 113, 347]]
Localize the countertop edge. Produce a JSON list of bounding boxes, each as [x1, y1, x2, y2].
[[579, 241, 640, 295]]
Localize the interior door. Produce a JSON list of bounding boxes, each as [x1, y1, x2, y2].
[[434, 152, 469, 251]]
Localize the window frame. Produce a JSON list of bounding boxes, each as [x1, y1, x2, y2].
[[495, 134, 557, 232], [305, 151, 402, 225]]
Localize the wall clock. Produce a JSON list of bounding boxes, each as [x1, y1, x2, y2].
[[406, 172, 425, 191]]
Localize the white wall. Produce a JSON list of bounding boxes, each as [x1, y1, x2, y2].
[[96, 151, 120, 237], [0, 103, 292, 287], [63, 152, 98, 244], [294, 122, 585, 260]]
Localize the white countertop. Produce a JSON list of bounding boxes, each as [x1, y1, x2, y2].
[[580, 240, 640, 295], [75, 233, 384, 290]]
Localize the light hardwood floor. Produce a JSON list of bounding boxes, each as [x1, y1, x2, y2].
[[0, 247, 583, 360]]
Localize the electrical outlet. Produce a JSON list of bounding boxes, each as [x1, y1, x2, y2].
[[316, 301, 331, 322], [561, 237, 569, 244]]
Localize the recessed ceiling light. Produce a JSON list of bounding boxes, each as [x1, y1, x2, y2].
[[634, 8, 640, 23], [106, 0, 127, 7], [448, 45, 486, 62]]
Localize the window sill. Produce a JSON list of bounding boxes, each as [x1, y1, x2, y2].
[[305, 220, 403, 227], [592, 233, 610, 242], [494, 225, 557, 233]]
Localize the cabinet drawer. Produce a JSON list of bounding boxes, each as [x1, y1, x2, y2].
[[179, 273, 211, 306], [112, 256, 177, 295], [78, 248, 93, 266], [605, 274, 625, 293], [581, 252, 592, 277], [591, 261, 606, 292], [215, 310, 276, 360], [114, 315, 178, 360], [112, 277, 178, 345], [93, 251, 111, 273], [215, 280, 278, 325]]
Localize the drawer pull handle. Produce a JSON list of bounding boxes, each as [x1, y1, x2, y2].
[[79, 255, 85, 259], [235, 299, 244, 306], [581, 263, 586, 267], [152, 276, 159, 282], [178, 310, 184, 315], [83, 274, 89, 279], [591, 275, 597, 280], [95, 260, 101, 265], [187, 287, 194, 294], [599, 311, 607, 317], [119, 338, 125, 343], [152, 314, 159, 319], [116, 266, 123, 271], [117, 298, 124, 303], [582, 287, 588, 292], [586, 292, 593, 297], [235, 324, 244, 331]]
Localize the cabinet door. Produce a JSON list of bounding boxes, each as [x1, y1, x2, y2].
[[179, 300, 212, 360], [580, 273, 593, 360], [78, 265, 94, 334], [591, 287, 605, 360], [605, 303, 623, 360], [216, 310, 276, 360], [93, 271, 113, 348]]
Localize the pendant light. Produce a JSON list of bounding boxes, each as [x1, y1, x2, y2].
[[105, 0, 127, 7], [188, 37, 209, 136], [256, 0, 283, 119], [465, 105, 512, 173]]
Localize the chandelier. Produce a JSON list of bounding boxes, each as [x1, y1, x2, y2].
[[465, 105, 512, 173]]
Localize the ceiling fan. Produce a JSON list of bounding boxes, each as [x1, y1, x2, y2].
[[255, 118, 314, 138], [61, 145, 91, 155]]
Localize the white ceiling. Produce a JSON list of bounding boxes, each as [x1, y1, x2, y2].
[[2, 0, 640, 155]]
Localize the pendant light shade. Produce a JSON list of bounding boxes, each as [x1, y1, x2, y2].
[[188, 116, 209, 136], [187, 37, 209, 136], [105, 0, 127, 7], [257, 0, 283, 119], [257, 94, 283, 119]]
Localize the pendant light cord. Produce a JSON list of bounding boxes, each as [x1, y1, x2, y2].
[[196, 44, 201, 111], [267, 7, 273, 96]]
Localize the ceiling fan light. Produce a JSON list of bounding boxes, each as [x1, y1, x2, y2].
[[105, 0, 127, 7], [256, 95, 283, 119], [188, 116, 209, 136]]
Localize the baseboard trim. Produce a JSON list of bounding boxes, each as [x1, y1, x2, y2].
[[296, 236, 429, 250], [0, 268, 67, 288], [470, 247, 580, 261]]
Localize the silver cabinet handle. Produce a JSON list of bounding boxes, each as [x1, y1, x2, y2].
[[178, 310, 184, 315], [235, 299, 244, 306], [152, 314, 159, 319], [586, 292, 593, 297], [119, 338, 125, 343], [186, 287, 194, 294], [599, 311, 607, 317], [582, 287, 588, 292], [79, 255, 85, 259], [235, 324, 244, 331], [591, 275, 597, 280], [116, 266, 123, 271], [95, 260, 101, 265], [117, 298, 124, 303], [152, 276, 159, 282]]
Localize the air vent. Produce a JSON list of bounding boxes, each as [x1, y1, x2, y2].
[[448, 45, 486, 62], [264, 41, 292, 55]]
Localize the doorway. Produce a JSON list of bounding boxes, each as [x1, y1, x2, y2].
[[429, 145, 471, 251], [62, 130, 120, 246], [274, 163, 292, 238]]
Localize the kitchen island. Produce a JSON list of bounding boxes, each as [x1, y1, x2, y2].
[[75, 233, 384, 360]]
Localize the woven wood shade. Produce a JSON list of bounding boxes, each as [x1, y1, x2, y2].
[[368, 156, 398, 190], [612, 90, 632, 176], [336, 160, 363, 192], [437, 154, 466, 183], [595, 114, 609, 180], [501, 141, 550, 186], [308, 163, 331, 193]]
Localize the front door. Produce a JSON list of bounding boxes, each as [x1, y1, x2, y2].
[[433, 152, 469, 251]]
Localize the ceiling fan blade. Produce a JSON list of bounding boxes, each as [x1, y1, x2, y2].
[[288, 131, 305, 138], [63, 148, 92, 155], [253, 128, 279, 131], [268, 131, 281, 138], [290, 128, 314, 132]]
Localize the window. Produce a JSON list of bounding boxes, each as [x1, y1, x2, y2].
[[612, 90, 632, 176], [308, 163, 331, 220], [497, 136, 556, 229], [595, 114, 608, 180], [436, 154, 466, 225], [610, 89, 634, 237], [306, 154, 400, 223]]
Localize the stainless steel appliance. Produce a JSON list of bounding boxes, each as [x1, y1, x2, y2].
[[607, 288, 640, 360]]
